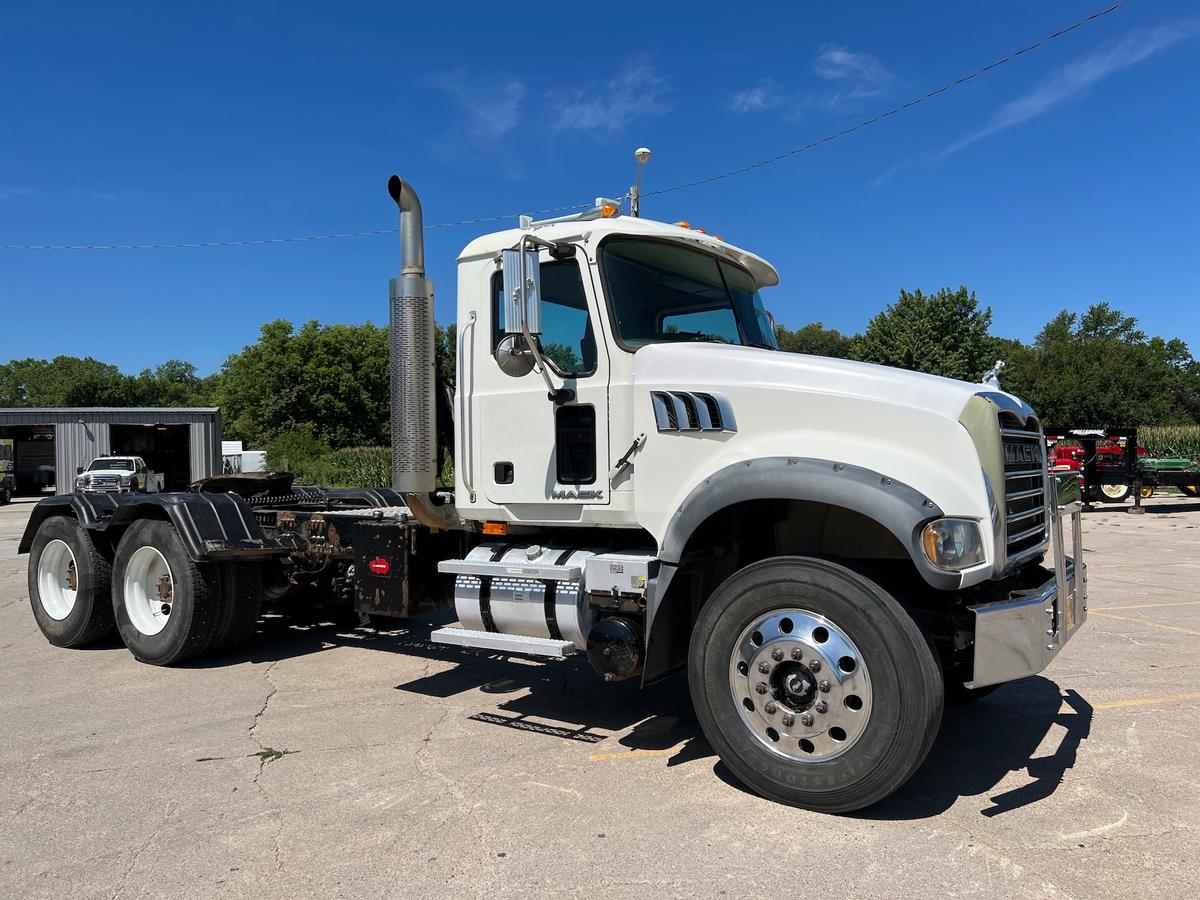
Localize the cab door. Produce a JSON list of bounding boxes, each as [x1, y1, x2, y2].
[[474, 253, 611, 510]]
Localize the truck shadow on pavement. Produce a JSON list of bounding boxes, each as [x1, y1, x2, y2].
[[857, 679, 1093, 820], [200, 613, 1093, 817]]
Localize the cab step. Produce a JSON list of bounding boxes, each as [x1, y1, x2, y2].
[[430, 626, 576, 658]]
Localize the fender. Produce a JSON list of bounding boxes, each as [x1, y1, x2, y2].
[[641, 456, 954, 684], [18, 492, 119, 554], [20, 492, 287, 562]]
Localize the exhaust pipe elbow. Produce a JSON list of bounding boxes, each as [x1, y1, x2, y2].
[[387, 175, 425, 276]]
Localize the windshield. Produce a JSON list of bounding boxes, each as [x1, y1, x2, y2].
[[89, 458, 134, 471], [600, 238, 777, 350]]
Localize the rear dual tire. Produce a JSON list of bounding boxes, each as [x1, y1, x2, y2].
[[112, 520, 219, 665], [688, 556, 943, 814], [28, 516, 116, 647]]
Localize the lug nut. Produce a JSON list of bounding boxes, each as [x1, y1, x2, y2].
[[791, 648, 803, 661], [819, 680, 830, 693], [800, 714, 814, 727], [764, 702, 777, 715], [781, 713, 794, 727], [758, 662, 771, 674], [808, 659, 822, 673], [815, 701, 828, 714], [771, 648, 784, 662], [755, 682, 768, 695]]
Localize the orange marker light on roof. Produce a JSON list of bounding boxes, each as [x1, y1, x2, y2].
[[694, 227, 708, 235], [674, 220, 691, 229], [600, 202, 620, 218], [713, 234, 725, 242]]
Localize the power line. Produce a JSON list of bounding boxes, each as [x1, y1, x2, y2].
[[0, 203, 596, 252], [644, 0, 1130, 197], [0, 0, 1130, 252]]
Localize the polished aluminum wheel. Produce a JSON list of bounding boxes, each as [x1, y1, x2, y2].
[[728, 608, 872, 762]]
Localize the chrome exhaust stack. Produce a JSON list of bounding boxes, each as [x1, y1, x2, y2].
[[386, 175, 464, 530]]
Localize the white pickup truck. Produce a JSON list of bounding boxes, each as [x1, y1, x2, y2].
[[74, 456, 162, 494]]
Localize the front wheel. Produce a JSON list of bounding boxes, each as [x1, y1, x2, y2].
[[688, 556, 943, 813], [1182, 485, 1199, 498], [1097, 483, 1131, 503]]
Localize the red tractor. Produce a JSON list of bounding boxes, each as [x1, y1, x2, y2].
[[1046, 434, 1147, 503]]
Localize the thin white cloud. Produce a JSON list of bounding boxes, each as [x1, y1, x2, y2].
[[941, 20, 1199, 159], [871, 159, 911, 190], [732, 47, 893, 117], [730, 78, 786, 114], [813, 46, 893, 108], [430, 69, 525, 139], [553, 61, 671, 133], [0, 185, 35, 200]]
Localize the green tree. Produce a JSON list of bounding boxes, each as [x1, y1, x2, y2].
[[215, 319, 391, 448], [774, 322, 854, 358], [852, 286, 995, 381], [1003, 303, 1198, 426]]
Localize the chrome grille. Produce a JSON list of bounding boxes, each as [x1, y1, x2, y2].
[[1001, 427, 1048, 559]]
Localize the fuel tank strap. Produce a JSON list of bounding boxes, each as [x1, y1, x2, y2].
[[479, 542, 517, 633], [542, 548, 574, 641]]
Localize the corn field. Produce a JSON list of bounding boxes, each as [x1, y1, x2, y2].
[[1139, 425, 1200, 460]]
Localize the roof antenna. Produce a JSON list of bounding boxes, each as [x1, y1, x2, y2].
[[630, 147, 652, 217]]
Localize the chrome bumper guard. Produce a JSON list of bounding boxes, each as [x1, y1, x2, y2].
[[968, 486, 1087, 689]]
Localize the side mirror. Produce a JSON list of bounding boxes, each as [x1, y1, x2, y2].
[[501, 248, 542, 336], [76, 466, 84, 475]]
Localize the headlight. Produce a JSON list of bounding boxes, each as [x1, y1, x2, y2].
[[121, 475, 134, 484], [921, 518, 986, 571]]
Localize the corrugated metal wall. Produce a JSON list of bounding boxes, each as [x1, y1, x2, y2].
[[55, 422, 110, 488], [0, 409, 223, 493]]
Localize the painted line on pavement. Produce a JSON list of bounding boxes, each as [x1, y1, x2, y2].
[[1089, 611, 1200, 637], [590, 743, 686, 763], [1089, 692, 1200, 711], [1094, 600, 1200, 611]]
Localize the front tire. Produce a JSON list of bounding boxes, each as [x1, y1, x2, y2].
[[27, 516, 116, 647], [1098, 483, 1131, 503], [112, 519, 219, 665], [688, 556, 943, 813]]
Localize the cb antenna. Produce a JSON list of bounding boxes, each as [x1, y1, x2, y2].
[[630, 147, 652, 217]]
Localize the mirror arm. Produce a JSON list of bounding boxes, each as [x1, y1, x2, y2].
[[516, 233, 574, 404]]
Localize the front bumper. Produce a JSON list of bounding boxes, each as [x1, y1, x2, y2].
[[968, 495, 1087, 688]]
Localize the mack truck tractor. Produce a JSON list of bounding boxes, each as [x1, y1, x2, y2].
[[20, 176, 1087, 813]]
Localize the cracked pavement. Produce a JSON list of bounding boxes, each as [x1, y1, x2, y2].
[[1, 495, 1199, 898]]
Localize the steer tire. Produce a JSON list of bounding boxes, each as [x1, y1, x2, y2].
[[27, 516, 116, 647], [112, 519, 219, 666], [688, 556, 944, 814], [1182, 485, 1199, 498], [210, 562, 263, 654]]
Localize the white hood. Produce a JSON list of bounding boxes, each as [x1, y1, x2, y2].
[[634, 343, 1007, 422]]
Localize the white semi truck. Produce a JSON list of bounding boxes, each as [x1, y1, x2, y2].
[[20, 176, 1086, 812]]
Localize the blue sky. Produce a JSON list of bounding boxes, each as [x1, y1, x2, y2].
[[1, 1, 1197, 375]]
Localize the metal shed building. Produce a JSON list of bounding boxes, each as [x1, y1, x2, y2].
[[0, 408, 222, 495]]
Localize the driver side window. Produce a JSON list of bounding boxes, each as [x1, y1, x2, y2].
[[492, 261, 596, 377]]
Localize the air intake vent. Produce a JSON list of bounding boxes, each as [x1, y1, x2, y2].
[[650, 391, 736, 433]]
